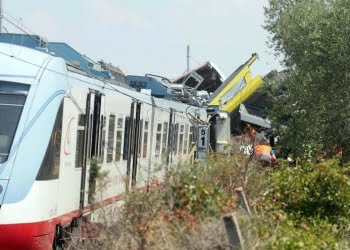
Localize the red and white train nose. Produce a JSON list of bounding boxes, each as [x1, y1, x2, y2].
[[0, 220, 55, 250]]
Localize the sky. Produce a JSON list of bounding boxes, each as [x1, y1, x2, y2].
[[2, 0, 282, 79]]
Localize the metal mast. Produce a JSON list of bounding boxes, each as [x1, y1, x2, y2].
[[187, 45, 190, 73], [0, 0, 3, 33]]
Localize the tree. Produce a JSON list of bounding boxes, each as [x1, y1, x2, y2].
[[264, 0, 350, 160]]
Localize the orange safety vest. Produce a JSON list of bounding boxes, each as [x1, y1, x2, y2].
[[255, 145, 272, 158]]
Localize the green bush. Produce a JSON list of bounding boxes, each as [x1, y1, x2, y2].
[[258, 215, 341, 250], [256, 160, 350, 249], [263, 160, 350, 224]]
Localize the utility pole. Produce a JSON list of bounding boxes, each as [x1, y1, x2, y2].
[[0, 0, 3, 33], [187, 45, 190, 73]]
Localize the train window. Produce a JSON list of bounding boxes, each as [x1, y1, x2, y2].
[[117, 117, 123, 129], [100, 116, 106, 163], [115, 131, 123, 161], [115, 117, 123, 161], [78, 114, 85, 126], [173, 123, 179, 156], [179, 134, 184, 155], [162, 122, 168, 156], [143, 121, 149, 158], [75, 114, 85, 168], [138, 119, 143, 156], [37, 101, 63, 180], [155, 123, 162, 158], [184, 124, 189, 154], [123, 117, 131, 160], [180, 125, 184, 133], [0, 93, 26, 163], [179, 124, 184, 155], [0, 94, 26, 105], [188, 126, 194, 152], [107, 114, 115, 163]]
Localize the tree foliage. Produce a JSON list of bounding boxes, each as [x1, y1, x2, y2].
[[257, 159, 350, 249], [264, 0, 350, 160]]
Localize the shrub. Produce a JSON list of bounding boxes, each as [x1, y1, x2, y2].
[[67, 155, 350, 249], [256, 160, 350, 249], [257, 215, 342, 250], [262, 160, 350, 224]]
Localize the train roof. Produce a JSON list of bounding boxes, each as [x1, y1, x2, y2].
[[0, 33, 128, 86], [0, 41, 206, 118], [67, 68, 206, 116], [172, 61, 226, 93]]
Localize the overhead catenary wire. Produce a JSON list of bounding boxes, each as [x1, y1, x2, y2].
[[0, 9, 209, 124], [185, 104, 209, 127], [2, 10, 44, 42], [0, 11, 207, 122], [0, 12, 209, 181], [0, 12, 204, 119], [3, 10, 36, 35], [2, 16, 38, 42], [0, 49, 202, 121]]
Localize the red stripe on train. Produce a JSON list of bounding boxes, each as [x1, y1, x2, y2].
[[0, 193, 124, 250], [0, 221, 54, 250]]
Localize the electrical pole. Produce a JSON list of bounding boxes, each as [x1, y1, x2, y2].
[[187, 45, 190, 73]]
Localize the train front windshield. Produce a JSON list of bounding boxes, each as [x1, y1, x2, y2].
[[0, 93, 26, 163]]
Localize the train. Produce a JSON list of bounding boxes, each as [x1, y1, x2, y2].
[[0, 39, 217, 249]]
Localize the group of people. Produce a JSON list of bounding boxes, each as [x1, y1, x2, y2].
[[235, 124, 276, 166]]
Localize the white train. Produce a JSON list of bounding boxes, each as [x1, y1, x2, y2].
[[0, 41, 208, 249]]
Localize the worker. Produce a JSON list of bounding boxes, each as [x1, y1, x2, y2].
[[238, 124, 256, 157], [254, 137, 276, 167], [335, 145, 343, 166], [235, 124, 257, 186]]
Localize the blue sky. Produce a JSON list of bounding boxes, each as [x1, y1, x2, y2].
[[3, 0, 282, 79]]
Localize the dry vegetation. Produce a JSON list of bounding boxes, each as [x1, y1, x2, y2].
[[66, 147, 350, 250]]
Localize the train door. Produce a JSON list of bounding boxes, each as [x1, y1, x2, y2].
[[166, 109, 174, 165], [131, 102, 142, 187], [88, 92, 104, 204], [125, 101, 142, 190], [90, 92, 104, 160], [79, 90, 104, 213]]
